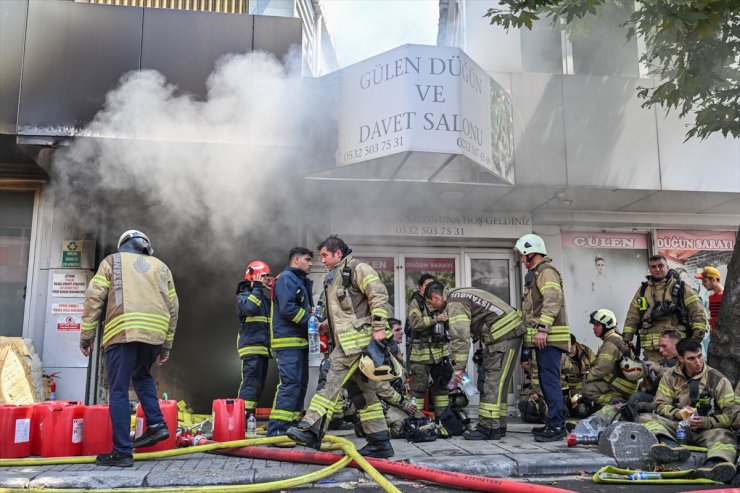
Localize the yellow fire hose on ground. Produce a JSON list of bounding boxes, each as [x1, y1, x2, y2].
[[0, 435, 401, 493]]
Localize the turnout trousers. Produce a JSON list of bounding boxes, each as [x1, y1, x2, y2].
[[302, 344, 388, 438], [642, 413, 736, 464], [238, 355, 269, 413], [267, 348, 308, 436], [478, 338, 522, 431]]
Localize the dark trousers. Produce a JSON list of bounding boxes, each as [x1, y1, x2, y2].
[[238, 355, 269, 411], [267, 348, 308, 436], [105, 342, 164, 455], [535, 346, 565, 429]]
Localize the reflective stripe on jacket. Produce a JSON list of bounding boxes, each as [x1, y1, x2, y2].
[[325, 255, 389, 357], [81, 252, 178, 350], [407, 293, 449, 364], [446, 287, 525, 371], [236, 283, 271, 358], [271, 267, 313, 350], [522, 258, 570, 352], [586, 329, 638, 397]]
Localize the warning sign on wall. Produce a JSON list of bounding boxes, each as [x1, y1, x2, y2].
[[57, 316, 81, 332], [51, 273, 88, 297], [51, 303, 84, 315]]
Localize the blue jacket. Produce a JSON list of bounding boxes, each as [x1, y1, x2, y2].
[[271, 267, 314, 350], [236, 282, 271, 358]]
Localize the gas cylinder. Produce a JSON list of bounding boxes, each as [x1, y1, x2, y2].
[[81, 405, 112, 456], [38, 402, 85, 457], [0, 405, 33, 458], [212, 398, 245, 442], [134, 400, 177, 452]]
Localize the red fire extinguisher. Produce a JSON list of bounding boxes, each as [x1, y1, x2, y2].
[[48, 372, 60, 401]]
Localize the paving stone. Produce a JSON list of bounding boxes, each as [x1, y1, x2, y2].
[[409, 454, 517, 478], [28, 470, 148, 489], [146, 467, 256, 487]]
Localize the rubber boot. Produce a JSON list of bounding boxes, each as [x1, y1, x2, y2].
[[357, 430, 394, 459], [649, 435, 690, 463], [286, 421, 322, 450], [695, 458, 736, 483]]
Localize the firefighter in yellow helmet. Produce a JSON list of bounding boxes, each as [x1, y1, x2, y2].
[[578, 309, 640, 417]]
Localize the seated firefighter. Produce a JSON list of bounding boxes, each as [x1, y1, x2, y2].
[[562, 334, 595, 415], [577, 309, 642, 417], [641, 338, 736, 483], [518, 348, 547, 424]]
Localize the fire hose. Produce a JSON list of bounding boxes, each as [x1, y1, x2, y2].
[[0, 435, 577, 493]]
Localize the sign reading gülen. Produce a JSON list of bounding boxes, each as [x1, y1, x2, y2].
[[336, 45, 513, 181]]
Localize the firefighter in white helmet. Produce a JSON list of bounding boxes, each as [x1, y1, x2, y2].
[[81, 230, 178, 467], [514, 233, 570, 442], [578, 309, 641, 417], [235, 260, 273, 421]]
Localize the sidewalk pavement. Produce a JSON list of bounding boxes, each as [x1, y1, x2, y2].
[[0, 422, 619, 490]]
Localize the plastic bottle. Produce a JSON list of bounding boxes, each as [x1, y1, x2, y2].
[[628, 472, 662, 480], [308, 306, 320, 356], [460, 373, 479, 398], [246, 413, 256, 437], [676, 420, 688, 445]]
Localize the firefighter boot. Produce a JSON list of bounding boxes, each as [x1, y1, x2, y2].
[[649, 436, 690, 463], [286, 421, 322, 450], [695, 458, 736, 483], [357, 431, 395, 459], [463, 425, 502, 440]]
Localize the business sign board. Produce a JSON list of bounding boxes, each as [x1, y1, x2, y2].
[[333, 44, 514, 184]]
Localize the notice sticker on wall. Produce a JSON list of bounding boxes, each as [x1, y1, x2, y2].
[[72, 418, 83, 444], [15, 418, 31, 443], [57, 316, 81, 332]]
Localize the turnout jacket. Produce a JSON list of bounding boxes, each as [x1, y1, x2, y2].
[[81, 252, 178, 351], [407, 292, 449, 364], [522, 257, 570, 352], [446, 287, 526, 371], [324, 254, 389, 357], [236, 282, 271, 358], [586, 329, 638, 397], [655, 363, 734, 430], [623, 273, 707, 350], [271, 267, 313, 350], [563, 343, 596, 392]]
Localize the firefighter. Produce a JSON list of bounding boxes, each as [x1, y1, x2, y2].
[[407, 274, 451, 412], [288, 235, 394, 458], [514, 233, 570, 442], [579, 309, 640, 416], [267, 247, 314, 438], [642, 338, 736, 483], [623, 254, 707, 365], [81, 230, 178, 467], [235, 260, 272, 420], [425, 282, 526, 440], [562, 334, 595, 415]]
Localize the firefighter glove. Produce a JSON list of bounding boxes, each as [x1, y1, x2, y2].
[[236, 280, 250, 294]]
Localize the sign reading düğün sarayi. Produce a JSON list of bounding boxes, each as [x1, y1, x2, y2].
[[335, 45, 512, 180]]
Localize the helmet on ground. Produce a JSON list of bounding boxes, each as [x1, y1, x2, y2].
[[514, 234, 547, 256], [359, 353, 403, 382], [620, 356, 645, 382], [117, 230, 153, 255], [244, 260, 271, 281], [589, 309, 617, 329]]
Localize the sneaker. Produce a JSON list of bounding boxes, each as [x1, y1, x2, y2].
[[695, 460, 736, 483], [649, 442, 690, 463], [534, 426, 566, 442], [95, 451, 133, 467], [132, 422, 169, 449], [531, 425, 547, 434], [286, 423, 322, 450]]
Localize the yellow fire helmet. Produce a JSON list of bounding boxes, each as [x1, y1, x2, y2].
[[359, 353, 403, 382]]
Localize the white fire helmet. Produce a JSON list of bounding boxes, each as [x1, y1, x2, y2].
[[117, 230, 153, 255], [620, 357, 645, 382], [589, 309, 617, 330], [514, 234, 547, 256], [359, 354, 403, 382]]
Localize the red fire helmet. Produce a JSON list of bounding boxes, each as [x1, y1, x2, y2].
[[244, 260, 271, 281]]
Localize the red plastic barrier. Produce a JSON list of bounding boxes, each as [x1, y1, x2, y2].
[[38, 403, 84, 457], [212, 399, 245, 442], [81, 405, 112, 456], [0, 405, 33, 458], [134, 399, 177, 452]]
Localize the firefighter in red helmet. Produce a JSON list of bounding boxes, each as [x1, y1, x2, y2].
[[236, 260, 273, 422]]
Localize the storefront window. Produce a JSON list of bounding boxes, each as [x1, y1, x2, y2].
[[355, 256, 395, 308], [403, 257, 457, 303], [0, 191, 34, 337]]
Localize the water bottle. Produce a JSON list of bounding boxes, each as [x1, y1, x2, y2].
[[308, 307, 320, 356], [460, 373, 479, 398], [628, 472, 662, 480], [676, 420, 688, 445], [246, 413, 257, 437]]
